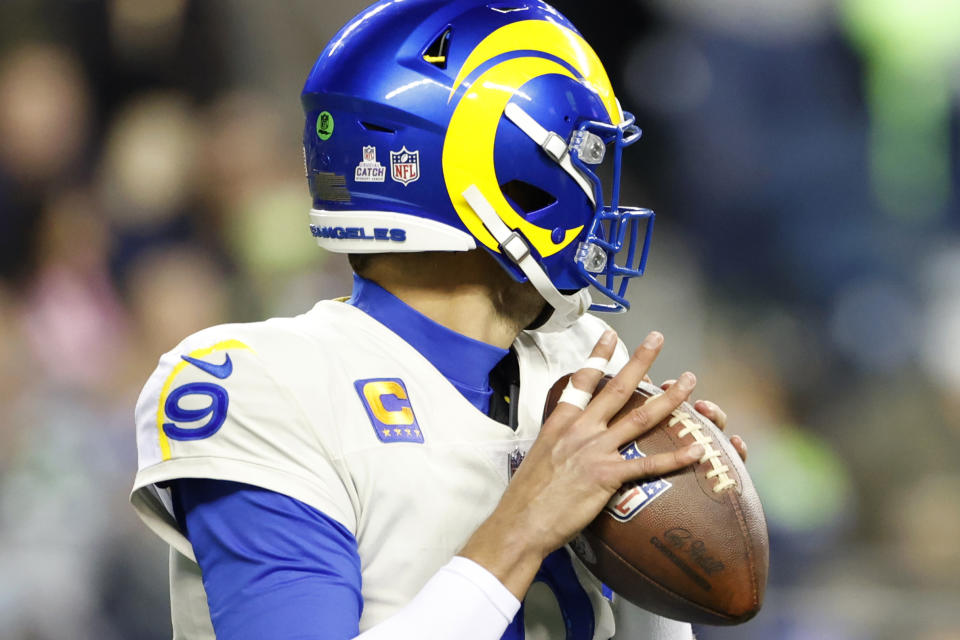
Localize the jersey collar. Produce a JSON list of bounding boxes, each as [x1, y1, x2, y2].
[[347, 275, 508, 412]]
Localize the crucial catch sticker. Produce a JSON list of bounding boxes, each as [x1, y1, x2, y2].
[[605, 442, 672, 522], [355, 145, 386, 183]]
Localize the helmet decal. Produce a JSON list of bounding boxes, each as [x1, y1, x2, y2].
[[449, 20, 621, 123], [442, 19, 621, 258], [443, 56, 582, 256]]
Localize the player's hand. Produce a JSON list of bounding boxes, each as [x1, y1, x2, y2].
[[459, 329, 702, 599], [659, 380, 747, 461]]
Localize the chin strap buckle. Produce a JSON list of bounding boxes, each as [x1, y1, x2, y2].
[[500, 231, 531, 265], [540, 132, 568, 163]]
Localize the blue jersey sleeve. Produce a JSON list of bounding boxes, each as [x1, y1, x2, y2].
[[173, 479, 363, 640]]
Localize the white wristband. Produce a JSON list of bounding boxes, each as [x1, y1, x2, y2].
[[354, 556, 520, 640]]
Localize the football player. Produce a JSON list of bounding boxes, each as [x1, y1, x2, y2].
[[131, 1, 745, 638]]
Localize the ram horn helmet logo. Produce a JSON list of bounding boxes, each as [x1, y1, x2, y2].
[[441, 20, 622, 259]]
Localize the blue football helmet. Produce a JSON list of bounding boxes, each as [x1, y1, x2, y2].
[[302, 0, 654, 331]]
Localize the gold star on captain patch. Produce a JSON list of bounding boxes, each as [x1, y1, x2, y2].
[[414, 429, 421, 437], [382, 429, 391, 437], [405, 428, 412, 436], [394, 428, 402, 436]]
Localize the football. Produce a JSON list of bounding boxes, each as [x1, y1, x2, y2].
[[543, 376, 769, 625]]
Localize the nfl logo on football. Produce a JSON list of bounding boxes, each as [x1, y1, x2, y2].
[[605, 442, 672, 522], [390, 146, 420, 186]]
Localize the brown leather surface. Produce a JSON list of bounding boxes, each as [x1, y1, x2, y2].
[[543, 375, 769, 626]]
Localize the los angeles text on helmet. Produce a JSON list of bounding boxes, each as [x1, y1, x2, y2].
[[310, 224, 406, 242]]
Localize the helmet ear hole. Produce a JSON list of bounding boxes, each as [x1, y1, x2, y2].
[[488, 4, 529, 13], [360, 121, 396, 134], [501, 180, 557, 214], [422, 27, 452, 68]]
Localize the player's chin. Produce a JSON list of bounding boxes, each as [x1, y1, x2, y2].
[[496, 281, 549, 330], [520, 300, 550, 331]]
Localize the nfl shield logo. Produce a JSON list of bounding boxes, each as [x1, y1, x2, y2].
[[390, 146, 420, 186], [604, 442, 672, 522], [363, 145, 376, 162]]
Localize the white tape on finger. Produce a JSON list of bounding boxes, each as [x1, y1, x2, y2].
[[583, 356, 609, 373], [559, 380, 593, 411]]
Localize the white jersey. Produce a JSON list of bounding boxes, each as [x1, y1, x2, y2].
[[131, 300, 692, 639]]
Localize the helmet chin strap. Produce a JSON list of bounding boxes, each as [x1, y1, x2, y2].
[[462, 185, 591, 333], [503, 102, 596, 206]]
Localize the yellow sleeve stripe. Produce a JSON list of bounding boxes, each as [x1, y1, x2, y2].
[[155, 339, 253, 461]]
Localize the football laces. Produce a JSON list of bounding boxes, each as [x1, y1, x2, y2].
[[669, 411, 737, 493]]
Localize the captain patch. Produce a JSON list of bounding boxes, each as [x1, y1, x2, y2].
[[354, 378, 424, 443]]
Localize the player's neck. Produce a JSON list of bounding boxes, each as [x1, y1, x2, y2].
[[377, 281, 521, 349], [358, 251, 545, 349]]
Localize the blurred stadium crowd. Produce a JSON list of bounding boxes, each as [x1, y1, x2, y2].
[[0, 1, 957, 639]]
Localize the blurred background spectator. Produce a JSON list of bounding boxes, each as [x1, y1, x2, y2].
[[0, 1, 957, 638]]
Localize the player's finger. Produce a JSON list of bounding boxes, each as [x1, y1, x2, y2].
[[616, 443, 703, 484], [601, 372, 696, 448], [694, 400, 727, 431], [730, 435, 747, 462], [642, 374, 653, 384], [660, 379, 676, 390], [550, 329, 617, 418], [584, 331, 663, 422]]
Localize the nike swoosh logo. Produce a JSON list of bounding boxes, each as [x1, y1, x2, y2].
[[181, 353, 233, 379]]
